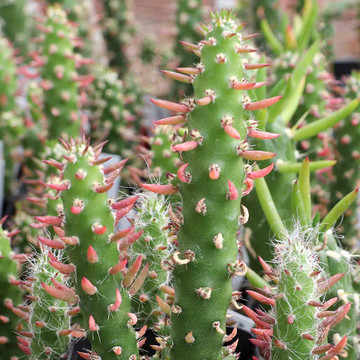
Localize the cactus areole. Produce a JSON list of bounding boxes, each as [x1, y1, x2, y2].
[[150, 10, 280, 360]]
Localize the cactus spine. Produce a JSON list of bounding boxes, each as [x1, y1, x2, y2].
[[41, 138, 145, 359], [149, 10, 282, 359]]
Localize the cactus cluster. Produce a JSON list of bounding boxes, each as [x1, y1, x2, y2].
[[250, 231, 350, 360], [0, 3, 359, 360]]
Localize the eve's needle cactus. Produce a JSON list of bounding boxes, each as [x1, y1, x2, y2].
[[36, 138, 148, 360], [34, 5, 89, 139], [0, 218, 23, 360], [12, 249, 71, 359], [130, 191, 172, 327], [146, 10, 283, 359], [249, 231, 349, 360]]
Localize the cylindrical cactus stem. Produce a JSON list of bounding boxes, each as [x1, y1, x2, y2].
[[88, 66, 135, 156], [319, 232, 359, 360], [101, 0, 136, 76], [149, 10, 281, 360], [172, 0, 204, 97], [44, 138, 142, 359], [0, 37, 17, 113], [250, 231, 349, 360], [36, 5, 82, 139], [130, 191, 172, 327], [13, 249, 71, 359], [0, 218, 23, 359]]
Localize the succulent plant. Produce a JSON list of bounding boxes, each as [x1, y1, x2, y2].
[[36, 138, 149, 359], [0, 218, 23, 360], [249, 230, 350, 360], [0, 0, 28, 54], [130, 191, 172, 327], [330, 71, 360, 244], [34, 5, 85, 139], [0, 37, 17, 114], [101, 0, 136, 77], [147, 10, 284, 359], [12, 249, 71, 359]]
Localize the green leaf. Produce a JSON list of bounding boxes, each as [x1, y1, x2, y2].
[[277, 160, 337, 173], [319, 189, 359, 232], [298, 158, 311, 222], [254, 168, 286, 239], [260, 19, 284, 55], [292, 99, 359, 141], [298, 0, 318, 51], [291, 180, 309, 227]]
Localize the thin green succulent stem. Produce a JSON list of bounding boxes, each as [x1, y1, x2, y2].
[[253, 174, 286, 239], [41, 5, 80, 139], [292, 99, 359, 141], [27, 251, 70, 359], [277, 160, 336, 173], [58, 141, 139, 359]]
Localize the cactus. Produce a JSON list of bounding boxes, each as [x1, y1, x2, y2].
[[0, 0, 28, 54], [0, 218, 23, 360], [249, 230, 350, 360], [101, 0, 136, 76], [0, 37, 17, 113], [35, 5, 83, 139], [319, 233, 360, 360], [130, 191, 172, 327], [12, 249, 71, 359], [22, 81, 47, 174], [88, 66, 136, 156], [148, 10, 285, 359], [0, 111, 25, 196], [172, 0, 204, 98], [36, 138, 148, 359], [330, 71, 360, 243], [240, 38, 359, 271], [248, 158, 359, 359]]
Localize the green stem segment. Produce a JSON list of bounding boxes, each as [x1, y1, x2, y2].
[[54, 139, 139, 359], [151, 11, 280, 359]]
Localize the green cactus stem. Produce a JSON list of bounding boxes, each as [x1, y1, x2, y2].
[[23, 81, 47, 174], [37, 138, 147, 359], [249, 231, 349, 360], [130, 191, 172, 327], [0, 111, 25, 195], [0, 0, 27, 54], [319, 233, 360, 360], [0, 218, 23, 360], [0, 37, 17, 113], [36, 5, 83, 139], [101, 0, 136, 76], [88, 66, 135, 156], [13, 249, 71, 359], [250, 158, 359, 359], [148, 10, 283, 359], [330, 71, 360, 243]]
